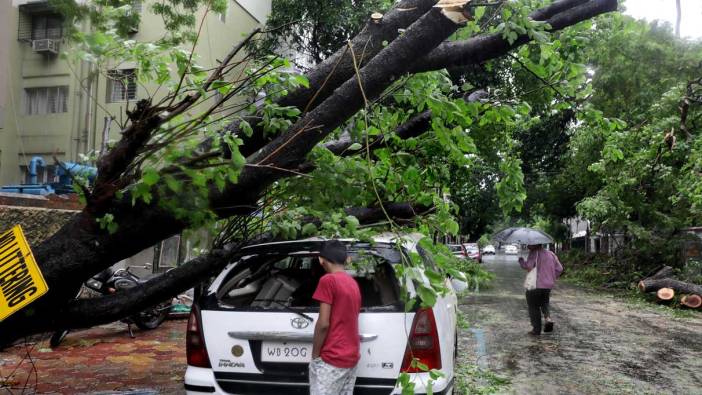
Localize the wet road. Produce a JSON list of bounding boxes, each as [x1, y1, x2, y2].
[[457, 254, 702, 395]]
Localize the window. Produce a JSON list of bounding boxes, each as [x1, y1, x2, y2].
[[107, 69, 137, 102], [218, 2, 228, 22], [31, 14, 63, 40], [131, 1, 143, 14], [24, 86, 68, 115]]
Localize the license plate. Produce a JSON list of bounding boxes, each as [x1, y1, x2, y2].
[[261, 341, 312, 363]]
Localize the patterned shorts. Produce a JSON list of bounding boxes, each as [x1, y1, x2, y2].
[[309, 357, 357, 395]]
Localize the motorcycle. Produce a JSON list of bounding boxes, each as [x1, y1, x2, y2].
[[49, 265, 171, 347]]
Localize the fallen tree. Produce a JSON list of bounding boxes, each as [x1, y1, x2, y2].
[[0, 0, 618, 343], [638, 278, 702, 295]]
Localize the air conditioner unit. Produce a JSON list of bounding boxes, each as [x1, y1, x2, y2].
[[32, 38, 59, 54]]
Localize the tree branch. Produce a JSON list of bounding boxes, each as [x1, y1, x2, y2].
[[231, 0, 437, 157], [412, 0, 618, 72]]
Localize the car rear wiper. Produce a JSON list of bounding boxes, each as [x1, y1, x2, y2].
[[254, 299, 314, 322]]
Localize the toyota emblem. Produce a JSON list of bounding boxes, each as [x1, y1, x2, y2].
[[291, 317, 310, 329]]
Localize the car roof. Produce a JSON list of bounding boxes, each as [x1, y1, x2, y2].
[[241, 232, 424, 254]]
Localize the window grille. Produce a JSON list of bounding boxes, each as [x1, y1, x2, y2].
[[132, 1, 143, 14], [107, 69, 137, 102], [18, 2, 64, 42], [24, 86, 68, 115], [31, 14, 63, 40]]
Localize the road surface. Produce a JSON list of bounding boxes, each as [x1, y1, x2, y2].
[[457, 254, 702, 395]]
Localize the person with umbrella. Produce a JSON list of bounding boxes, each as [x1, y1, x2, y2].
[[493, 228, 564, 336]]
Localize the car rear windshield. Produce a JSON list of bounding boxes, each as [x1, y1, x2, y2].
[[215, 250, 403, 312], [448, 245, 463, 253]]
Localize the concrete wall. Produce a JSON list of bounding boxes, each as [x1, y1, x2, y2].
[[0, 205, 78, 246]]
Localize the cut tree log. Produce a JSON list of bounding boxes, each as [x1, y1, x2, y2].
[[681, 294, 702, 309], [638, 278, 702, 295], [643, 265, 674, 280], [656, 288, 675, 302]]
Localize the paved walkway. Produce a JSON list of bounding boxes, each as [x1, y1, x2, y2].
[[458, 255, 702, 395], [1, 319, 187, 394]]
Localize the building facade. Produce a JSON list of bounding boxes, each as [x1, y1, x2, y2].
[[0, 0, 270, 185]]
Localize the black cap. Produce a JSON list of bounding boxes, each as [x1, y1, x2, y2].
[[319, 240, 347, 265]]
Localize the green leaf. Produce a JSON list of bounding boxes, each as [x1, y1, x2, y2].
[[474, 6, 486, 21], [164, 175, 182, 193], [416, 285, 437, 307], [301, 222, 317, 236], [142, 168, 160, 186]]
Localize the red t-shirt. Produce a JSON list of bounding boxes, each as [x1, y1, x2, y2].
[[312, 271, 361, 368]]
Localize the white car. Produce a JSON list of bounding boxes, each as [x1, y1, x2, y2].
[[482, 245, 496, 255], [184, 235, 459, 395], [504, 245, 519, 254]]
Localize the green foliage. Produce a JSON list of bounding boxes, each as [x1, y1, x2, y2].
[[96, 213, 119, 234], [454, 360, 511, 395]]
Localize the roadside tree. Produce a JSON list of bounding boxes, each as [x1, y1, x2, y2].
[[0, 0, 618, 344]]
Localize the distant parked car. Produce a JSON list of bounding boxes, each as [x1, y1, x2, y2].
[[504, 244, 519, 255], [482, 245, 496, 255], [448, 243, 468, 259], [463, 243, 482, 263]]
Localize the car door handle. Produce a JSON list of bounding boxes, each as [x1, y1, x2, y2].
[[360, 334, 378, 342]]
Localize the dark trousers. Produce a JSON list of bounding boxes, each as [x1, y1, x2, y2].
[[525, 288, 551, 334]]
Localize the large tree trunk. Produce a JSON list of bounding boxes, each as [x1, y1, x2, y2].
[[0, 0, 618, 343], [643, 265, 674, 281], [638, 278, 702, 295]]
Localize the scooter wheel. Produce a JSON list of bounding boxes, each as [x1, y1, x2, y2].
[[134, 302, 170, 330]]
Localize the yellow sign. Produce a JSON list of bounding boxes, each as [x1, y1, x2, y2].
[[0, 225, 48, 322]]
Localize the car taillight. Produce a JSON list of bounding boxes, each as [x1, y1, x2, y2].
[[401, 308, 441, 373], [186, 305, 211, 368]]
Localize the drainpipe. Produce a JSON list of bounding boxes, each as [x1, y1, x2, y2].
[[74, 49, 86, 161], [91, 70, 99, 152], [28, 156, 45, 184], [83, 62, 93, 155]]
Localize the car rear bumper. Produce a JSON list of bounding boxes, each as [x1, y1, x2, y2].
[[185, 366, 452, 395], [185, 366, 220, 394]]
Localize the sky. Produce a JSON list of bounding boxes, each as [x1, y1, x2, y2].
[[624, 0, 702, 38]]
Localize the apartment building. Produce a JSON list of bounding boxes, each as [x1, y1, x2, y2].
[[0, 0, 271, 185]]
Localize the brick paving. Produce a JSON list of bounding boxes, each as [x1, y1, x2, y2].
[[0, 319, 187, 394]]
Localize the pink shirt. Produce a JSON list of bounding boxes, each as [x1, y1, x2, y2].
[[519, 249, 563, 289]]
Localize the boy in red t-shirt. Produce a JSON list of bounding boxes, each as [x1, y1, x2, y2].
[[309, 240, 361, 395]]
